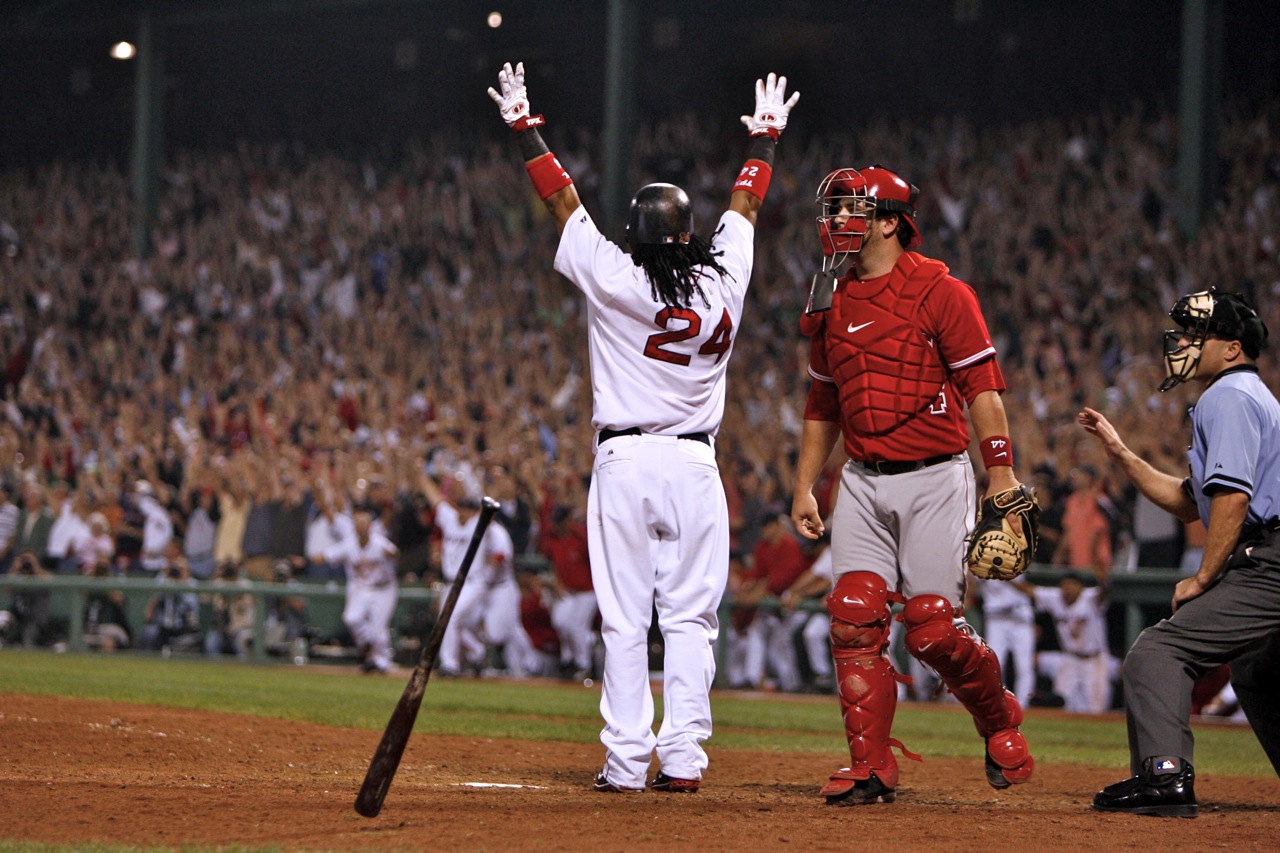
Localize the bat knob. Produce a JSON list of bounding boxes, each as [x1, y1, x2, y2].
[[481, 496, 501, 511]]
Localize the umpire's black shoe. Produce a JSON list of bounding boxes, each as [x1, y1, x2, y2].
[[1092, 757, 1198, 818]]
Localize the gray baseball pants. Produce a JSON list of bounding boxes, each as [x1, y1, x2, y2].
[[1121, 530, 1280, 776]]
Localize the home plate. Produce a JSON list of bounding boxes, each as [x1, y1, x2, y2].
[[455, 782, 549, 789]]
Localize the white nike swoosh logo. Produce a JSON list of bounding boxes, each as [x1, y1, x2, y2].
[[847, 321, 875, 334], [841, 596, 859, 605]]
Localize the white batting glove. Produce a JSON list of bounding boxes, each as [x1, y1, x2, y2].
[[740, 72, 801, 140], [487, 61, 544, 132]]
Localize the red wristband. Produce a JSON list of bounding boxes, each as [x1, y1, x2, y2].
[[513, 113, 545, 132], [980, 435, 1013, 469], [749, 127, 780, 141], [525, 152, 573, 200], [732, 159, 772, 201]]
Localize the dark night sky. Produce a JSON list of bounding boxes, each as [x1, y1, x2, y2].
[[1, 0, 1276, 166]]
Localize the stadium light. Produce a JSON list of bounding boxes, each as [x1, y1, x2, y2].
[[110, 41, 136, 60], [487, 11, 503, 28]]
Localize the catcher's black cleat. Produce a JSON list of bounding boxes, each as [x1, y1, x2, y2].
[[984, 723, 1034, 789], [1092, 757, 1197, 818], [651, 771, 700, 793], [825, 772, 896, 806], [985, 749, 1012, 790]]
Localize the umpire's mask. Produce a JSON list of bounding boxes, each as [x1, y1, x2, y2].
[[1160, 290, 1269, 391]]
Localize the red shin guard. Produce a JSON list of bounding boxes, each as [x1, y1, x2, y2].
[[902, 594, 1033, 784], [902, 595, 1017, 734], [824, 572, 913, 790]]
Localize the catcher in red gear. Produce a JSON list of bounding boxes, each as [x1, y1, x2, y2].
[[791, 165, 1035, 806]]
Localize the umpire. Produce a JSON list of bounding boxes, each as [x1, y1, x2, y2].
[[1079, 289, 1280, 817]]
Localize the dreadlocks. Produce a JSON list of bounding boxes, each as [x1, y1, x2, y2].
[[631, 227, 732, 309]]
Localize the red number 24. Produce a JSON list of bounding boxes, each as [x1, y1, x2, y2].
[[642, 307, 734, 366]]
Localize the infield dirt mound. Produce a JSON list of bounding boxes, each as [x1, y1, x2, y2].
[[2, 693, 1277, 851]]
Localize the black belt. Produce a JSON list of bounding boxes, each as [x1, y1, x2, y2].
[[1240, 516, 1280, 542], [850, 454, 953, 475], [598, 427, 710, 446]]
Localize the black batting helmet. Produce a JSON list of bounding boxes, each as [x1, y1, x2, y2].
[[626, 183, 692, 246]]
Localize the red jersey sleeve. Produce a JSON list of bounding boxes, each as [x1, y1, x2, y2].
[[922, 276, 1006, 404], [804, 332, 842, 422]]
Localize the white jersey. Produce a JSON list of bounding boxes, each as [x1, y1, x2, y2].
[[478, 520, 515, 586], [307, 511, 355, 558], [46, 502, 82, 559], [553, 207, 754, 436], [138, 495, 175, 569], [1033, 585, 1107, 657], [810, 545, 834, 585], [979, 577, 1034, 622], [436, 503, 511, 584], [324, 531, 398, 589]]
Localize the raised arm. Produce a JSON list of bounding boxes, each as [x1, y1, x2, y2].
[[1077, 407, 1198, 522], [730, 72, 800, 227], [417, 467, 446, 511], [488, 61, 582, 234]]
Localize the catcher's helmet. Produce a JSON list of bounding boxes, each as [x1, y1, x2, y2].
[[816, 165, 922, 259], [626, 183, 692, 246], [1160, 289, 1269, 391]]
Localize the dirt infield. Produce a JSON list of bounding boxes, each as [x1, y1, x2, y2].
[[2, 693, 1277, 851]]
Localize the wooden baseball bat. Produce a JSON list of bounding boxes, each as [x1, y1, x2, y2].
[[354, 496, 501, 818]]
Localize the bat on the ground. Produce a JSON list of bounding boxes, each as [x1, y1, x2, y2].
[[354, 495, 501, 818]]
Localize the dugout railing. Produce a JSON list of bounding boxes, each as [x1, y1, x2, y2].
[[0, 572, 439, 663], [2, 564, 1185, 669]]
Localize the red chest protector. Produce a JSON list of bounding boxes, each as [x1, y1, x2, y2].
[[807, 252, 951, 437]]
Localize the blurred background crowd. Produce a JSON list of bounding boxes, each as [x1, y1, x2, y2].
[[1, 2, 1277, 714]]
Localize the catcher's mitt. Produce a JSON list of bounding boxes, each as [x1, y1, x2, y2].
[[966, 484, 1040, 580]]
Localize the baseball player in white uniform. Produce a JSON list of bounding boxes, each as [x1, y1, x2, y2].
[[489, 62, 798, 793], [975, 575, 1038, 707], [778, 541, 837, 692], [314, 509, 398, 674], [1019, 571, 1113, 713], [420, 473, 519, 676], [474, 518, 534, 676]]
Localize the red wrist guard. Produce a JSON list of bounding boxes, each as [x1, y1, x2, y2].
[[732, 159, 772, 201], [512, 113, 545, 132], [980, 435, 1013, 469], [526, 152, 573, 200], [749, 127, 780, 141]]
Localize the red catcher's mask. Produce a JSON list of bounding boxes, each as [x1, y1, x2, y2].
[[816, 165, 922, 261]]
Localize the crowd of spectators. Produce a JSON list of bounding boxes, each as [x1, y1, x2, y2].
[[1, 95, 1278, 703]]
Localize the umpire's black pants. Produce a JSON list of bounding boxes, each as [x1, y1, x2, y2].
[[1122, 530, 1280, 777]]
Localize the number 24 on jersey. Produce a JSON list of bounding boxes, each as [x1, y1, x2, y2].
[[643, 306, 734, 366]]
